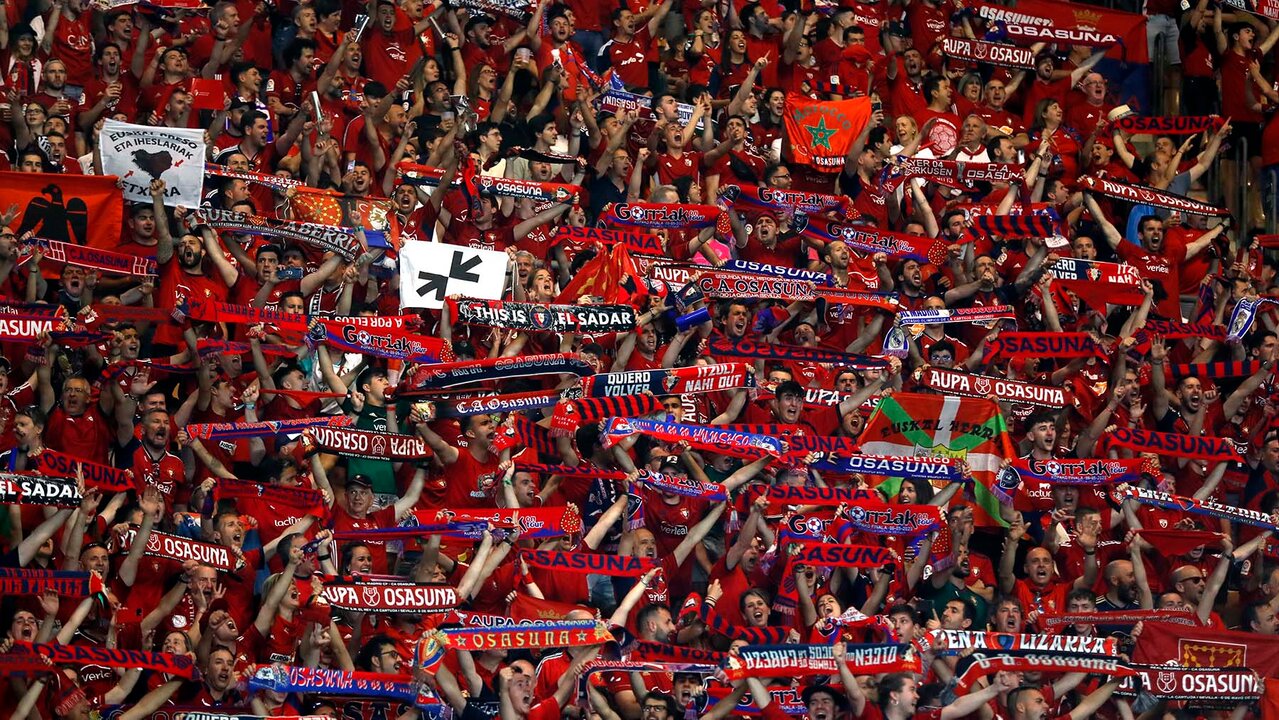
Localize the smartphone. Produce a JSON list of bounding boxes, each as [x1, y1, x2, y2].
[[63, 84, 84, 104], [276, 266, 304, 280], [353, 13, 370, 42]]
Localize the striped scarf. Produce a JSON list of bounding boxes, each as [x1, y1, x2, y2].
[[550, 394, 663, 435]]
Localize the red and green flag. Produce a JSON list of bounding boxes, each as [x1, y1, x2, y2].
[[784, 94, 873, 172], [858, 392, 1017, 526]]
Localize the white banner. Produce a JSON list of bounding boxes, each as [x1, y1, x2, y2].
[[399, 241, 507, 310], [101, 120, 206, 208]]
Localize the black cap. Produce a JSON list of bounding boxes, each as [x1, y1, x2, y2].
[[802, 683, 849, 709], [659, 455, 683, 471], [464, 14, 495, 33], [347, 474, 374, 489]]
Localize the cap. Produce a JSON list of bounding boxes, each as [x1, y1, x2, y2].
[[1108, 104, 1136, 122], [802, 683, 849, 709], [464, 14, 495, 33], [680, 592, 702, 618], [658, 455, 683, 471], [347, 474, 374, 489]]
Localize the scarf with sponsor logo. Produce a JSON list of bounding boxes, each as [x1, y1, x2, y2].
[[990, 331, 1108, 359], [427, 389, 564, 418], [917, 629, 1119, 656], [411, 506, 583, 540], [1115, 116, 1225, 135], [1134, 528, 1228, 555], [309, 318, 452, 363], [708, 337, 888, 369], [398, 353, 595, 392], [193, 208, 361, 260], [145, 530, 238, 571], [1106, 427, 1242, 461], [882, 156, 1025, 193], [549, 394, 663, 435], [552, 226, 665, 255], [717, 183, 852, 216], [212, 478, 327, 517], [0, 568, 105, 597], [601, 201, 729, 236], [0, 474, 81, 507], [1039, 608, 1206, 629], [1080, 176, 1230, 217], [794, 214, 950, 265], [833, 501, 944, 537], [1120, 485, 1277, 532], [940, 36, 1036, 69], [1014, 457, 1146, 485], [632, 469, 727, 501], [448, 298, 637, 333], [438, 620, 613, 651], [0, 642, 197, 678], [522, 549, 656, 577], [955, 654, 1135, 695], [723, 643, 918, 681], [248, 664, 440, 709], [915, 367, 1067, 406], [1169, 360, 1268, 379], [1117, 664, 1262, 704], [810, 455, 962, 482], [896, 306, 1016, 326], [25, 237, 157, 276], [602, 417, 784, 457], [29, 449, 135, 493], [581, 363, 754, 397], [321, 580, 458, 612], [304, 426, 433, 460], [185, 415, 354, 441]]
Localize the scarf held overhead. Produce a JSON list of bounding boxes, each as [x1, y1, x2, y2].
[[448, 298, 637, 333], [916, 367, 1066, 407]]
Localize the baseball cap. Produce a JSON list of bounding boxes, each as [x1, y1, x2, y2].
[[347, 474, 374, 489]]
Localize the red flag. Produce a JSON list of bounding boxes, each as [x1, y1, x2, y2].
[[1135, 621, 1279, 676], [0, 172, 123, 250], [1264, 679, 1279, 720], [288, 185, 401, 251], [556, 243, 647, 305], [784, 95, 872, 172]]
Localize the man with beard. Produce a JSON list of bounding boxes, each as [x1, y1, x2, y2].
[[119, 407, 186, 511], [612, 502, 725, 623], [215, 107, 309, 177], [80, 43, 132, 129], [415, 411, 508, 510], [1006, 680, 1120, 720], [151, 179, 233, 350]]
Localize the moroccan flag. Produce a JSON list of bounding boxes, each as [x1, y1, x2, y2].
[[556, 243, 647, 305], [0, 172, 124, 250], [858, 392, 1017, 526], [288, 185, 400, 251], [784, 94, 872, 172]]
